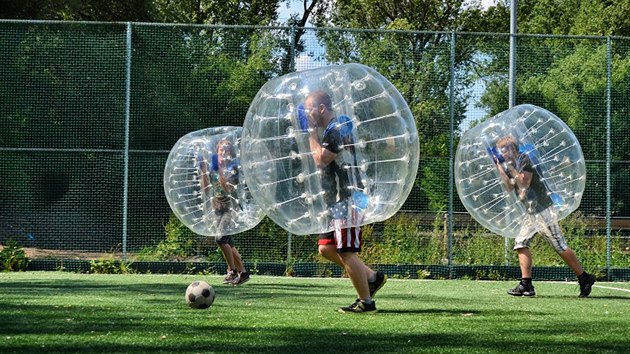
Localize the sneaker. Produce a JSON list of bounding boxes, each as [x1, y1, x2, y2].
[[338, 299, 377, 313], [578, 274, 595, 298], [368, 271, 387, 298], [507, 283, 536, 297], [223, 271, 238, 284], [232, 272, 250, 286]]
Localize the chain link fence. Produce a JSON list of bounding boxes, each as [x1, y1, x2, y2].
[[1, 20, 628, 279]]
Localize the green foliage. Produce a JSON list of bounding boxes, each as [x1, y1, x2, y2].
[[0, 0, 156, 21], [417, 268, 432, 279], [243, 217, 289, 263], [1, 3, 630, 275], [452, 229, 510, 266], [516, 0, 630, 37], [152, 0, 279, 25], [314, 1, 476, 157], [0, 0, 283, 24], [182, 263, 216, 275], [89, 258, 120, 274], [358, 212, 630, 271], [316, 0, 489, 32], [0, 240, 30, 272], [420, 158, 449, 212], [311, 0, 491, 210], [137, 214, 198, 261], [468, 1, 630, 219], [362, 213, 444, 265], [89, 255, 135, 274]]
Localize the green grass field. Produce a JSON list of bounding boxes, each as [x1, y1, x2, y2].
[[1, 272, 628, 353]]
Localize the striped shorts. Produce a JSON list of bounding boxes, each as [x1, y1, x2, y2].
[[318, 224, 362, 253], [513, 207, 568, 253]]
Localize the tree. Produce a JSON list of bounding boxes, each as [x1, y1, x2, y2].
[[0, 1, 310, 248], [0, 0, 157, 21], [308, 0, 493, 211], [476, 0, 630, 216], [152, 0, 278, 25]]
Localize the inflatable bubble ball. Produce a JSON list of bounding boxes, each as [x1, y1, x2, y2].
[[455, 104, 586, 238], [241, 63, 419, 235], [164, 126, 265, 237]]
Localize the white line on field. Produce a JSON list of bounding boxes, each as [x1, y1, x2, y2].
[[591, 285, 630, 293], [550, 281, 630, 293]]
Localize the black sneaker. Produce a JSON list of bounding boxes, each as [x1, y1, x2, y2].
[[338, 299, 377, 313], [508, 283, 536, 297], [368, 271, 387, 298], [223, 271, 238, 284], [578, 274, 595, 298], [233, 272, 250, 286]]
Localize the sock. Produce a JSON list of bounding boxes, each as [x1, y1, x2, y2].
[[578, 272, 589, 281], [362, 297, 373, 304], [521, 277, 532, 286]]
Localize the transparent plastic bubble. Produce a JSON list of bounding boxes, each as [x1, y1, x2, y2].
[[455, 104, 586, 238], [164, 127, 265, 237], [241, 63, 420, 235]]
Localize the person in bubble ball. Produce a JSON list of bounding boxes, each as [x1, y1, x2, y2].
[[494, 135, 594, 297], [198, 138, 250, 286], [300, 90, 387, 313]]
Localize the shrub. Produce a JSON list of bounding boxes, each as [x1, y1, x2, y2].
[[136, 214, 199, 261], [89, 257, 135, 274], [0, 240, 30, 271]]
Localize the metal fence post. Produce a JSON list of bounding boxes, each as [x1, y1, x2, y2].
[[289, 26, 296, 72], [448, 31, 456, 277], [606, 36, 612, 280], [286, 25, 297, 269], [122, 22, 132, 262]]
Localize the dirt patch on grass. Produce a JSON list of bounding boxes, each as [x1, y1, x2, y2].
[[0, 245, 212, 262], [1, 245, 118, 260]]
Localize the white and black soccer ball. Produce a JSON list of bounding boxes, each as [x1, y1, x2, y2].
[[185, 280, 215, 309]]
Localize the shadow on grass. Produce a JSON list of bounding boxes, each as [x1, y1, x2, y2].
[[2, 321, 629, 354], [1, 276, 628, 353], [537, 294, 630, 300]]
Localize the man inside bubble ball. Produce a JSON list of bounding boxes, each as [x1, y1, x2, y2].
[[301, 90, 387, 313], [198, 139, 250, 286], [494, 135, 594, 297]]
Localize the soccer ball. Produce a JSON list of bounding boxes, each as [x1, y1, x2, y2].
[[185, 280, 215, 309]]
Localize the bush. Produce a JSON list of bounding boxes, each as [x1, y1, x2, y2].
[[0, 240, 30, 271], [89, 257, 135, 274], [362, 213, 445, 265], [136, 214, 199, 261]]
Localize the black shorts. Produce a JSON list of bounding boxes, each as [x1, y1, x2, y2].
[[216, 235, 234, 247]]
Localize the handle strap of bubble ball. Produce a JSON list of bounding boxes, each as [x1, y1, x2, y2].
[[323, 117, 338, 137], [323, 115, 353, 138]]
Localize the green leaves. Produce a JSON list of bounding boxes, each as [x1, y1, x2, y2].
[[0, 240, 30, 272]]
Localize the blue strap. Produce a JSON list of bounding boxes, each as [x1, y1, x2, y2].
[[323, 115, 353, 138]]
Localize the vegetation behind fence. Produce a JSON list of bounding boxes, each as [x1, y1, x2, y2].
[[0, 21, 628, 279]]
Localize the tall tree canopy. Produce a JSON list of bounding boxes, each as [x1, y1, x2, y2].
[[2, 0, 629, 216], [475, 0, 630, 215]]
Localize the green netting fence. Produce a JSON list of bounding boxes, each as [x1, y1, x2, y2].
[[1, 20, 629, 280]]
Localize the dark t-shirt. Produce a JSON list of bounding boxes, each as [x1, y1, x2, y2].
[[516, 153, 552, 214], [320, 116, 363, 207]]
